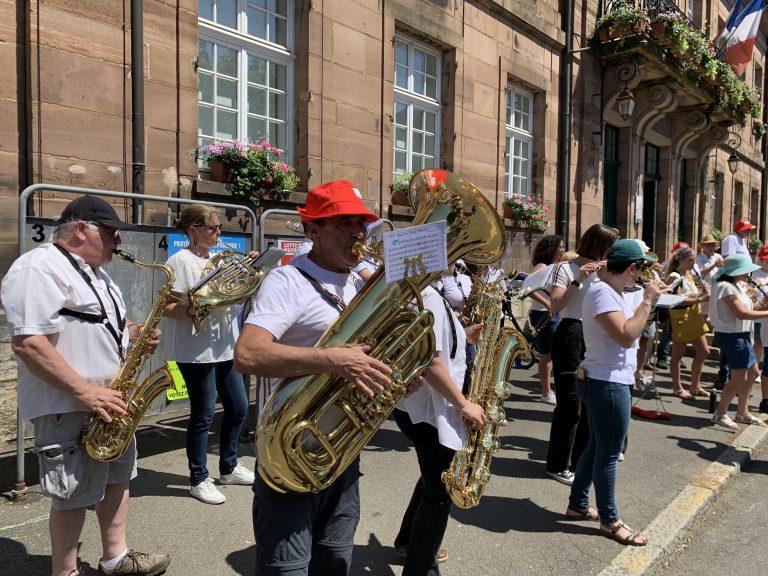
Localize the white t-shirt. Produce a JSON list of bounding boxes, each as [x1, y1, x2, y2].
[[244, 254, 363, 409], [397, 283, 467, 450], [721, 233, 750, 258], [553, 261, 600, 320], [580, 281, 639, 386], [440, 271, 472, 313], [694, 252, 722, 285], [709, 280, 753, 334], [165, 249, 240, 363], [1, 243, 130, 421]]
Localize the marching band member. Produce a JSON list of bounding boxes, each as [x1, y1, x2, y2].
[[392, 273, 486, 575], [567, 239, 662, 546], [545, 224, 619, 485], [721, 220, 755, 258], [440, 262, 474, 392], [694, 235, 723, 286], [1, 197, 170, 576], [162, 205, 253, 505], [234, 180, 391, 576]]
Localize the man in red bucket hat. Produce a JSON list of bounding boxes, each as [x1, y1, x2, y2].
[[236, 180, 390, 576], [722, 219, 756, 258]]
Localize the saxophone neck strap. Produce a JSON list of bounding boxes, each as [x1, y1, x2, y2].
[[54, 243, 126, 360], [294, 266, 347, 312], [431, 286, 458, 359]]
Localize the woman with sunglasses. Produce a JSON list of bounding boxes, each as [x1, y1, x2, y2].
[[162, 204, 253, 504]]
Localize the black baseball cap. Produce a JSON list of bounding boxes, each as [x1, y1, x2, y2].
[[58, 196, 136, 230]]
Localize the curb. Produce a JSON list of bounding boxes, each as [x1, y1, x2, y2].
[[598, 422, 768, 576]]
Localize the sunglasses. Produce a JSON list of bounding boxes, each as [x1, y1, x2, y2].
[[86, 221, 120, 239], [193, 224, 223, 232]]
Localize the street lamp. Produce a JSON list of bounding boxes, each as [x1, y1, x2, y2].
[[616, 87, 636, 121], [727, 151, 739, 174]]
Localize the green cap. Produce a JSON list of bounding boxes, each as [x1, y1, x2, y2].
[[606, 239, 657, 265]]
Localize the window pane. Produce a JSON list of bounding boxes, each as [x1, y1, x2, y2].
[[394, 150, 407, 172], [251, 0, 267, 7], [275, 0, 287, 15], [269, 92, 285, 120], [413, 49, 425, 73], [520, 141, 529, 158], [269, 121, 286, 150], [199, 0, 213, 21], [514, 139, 522, 156], [425, 77, 436, 99], [274, 17, 287, 46], [199, 40, 214, 71], [425, 112, 435, 133], [199, 106, 214, 136], [217, 46, 238, 77], [216, 109, 237, 140], [249, 56, 267, 85], [199, 72, 214, 103], [270, 63, 286, 90], [412, 155, 423, 171], [395, 41, 408, 67], [426, 54, 437, 76], [413, 72, 425, 95], [413, 132, 423, 154], [395, 65, 408, 89], [216, 77, 238, 108], [425, 134, 435, 156], [267, 0, 276, 11], [395, 102, 407, 126], [217, 0, 237, 29], [248, 86, 267, 116], [413, 108, 424, 130], [248, 7, 267, 40], [248, 116, 267, 141], [395, 127, 407, 150]]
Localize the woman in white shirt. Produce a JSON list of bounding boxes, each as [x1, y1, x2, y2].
[[710, 254, 768, 429], [393, 279, 485, 575], [163, 205, 254, 504], [568, 239, 662, 546], [545, 224, 619, 485], [662, 247, 710, 399]]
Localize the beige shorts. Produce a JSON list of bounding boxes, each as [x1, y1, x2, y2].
[[32, 411, 137, 511]]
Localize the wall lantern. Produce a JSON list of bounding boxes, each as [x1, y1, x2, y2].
[[727, 151, 740, 175], [616, 87, 636, 121]]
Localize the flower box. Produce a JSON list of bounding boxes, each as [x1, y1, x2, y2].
[[208, 159, 230, 183], [598, 20, 648, 42], [650, 22, 675, 47], [391, 188, 410, 206]]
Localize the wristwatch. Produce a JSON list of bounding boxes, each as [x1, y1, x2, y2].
[[570, 279, 582, 288]]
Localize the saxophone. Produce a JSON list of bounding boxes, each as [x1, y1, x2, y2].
[[257, 169, 506, 493], [442, 282, 533, 508], [82, 249, 176, 462]]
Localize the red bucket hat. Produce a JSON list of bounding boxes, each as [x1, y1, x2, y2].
[[298, 180, 379, 223], [734, 219, 756, 233]]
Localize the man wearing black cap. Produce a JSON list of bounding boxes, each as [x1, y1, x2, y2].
[[1, 196, 170, 576]]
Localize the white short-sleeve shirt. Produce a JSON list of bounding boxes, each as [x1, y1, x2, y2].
[[244, 254, 363, 409], [695, 252, 721, 285], [710, 280, 753, 334], [721, 233, 750, 258], [1, 243, 129, 421], [553, 261, 600, 321], [580, 281, 639, 386], [440, 271, 472, 313], [397, 282, 467, 450], [165, 248, 240, 363]]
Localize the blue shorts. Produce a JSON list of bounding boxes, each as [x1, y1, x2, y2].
[[716, 332, 756, 370], [529, 310, 560, 355]]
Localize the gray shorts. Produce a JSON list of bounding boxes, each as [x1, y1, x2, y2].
[[32, 411, 137, 511]]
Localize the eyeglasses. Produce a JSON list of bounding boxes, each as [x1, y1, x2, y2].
[[86, 222, 120, 238], [192, 224, 223, 232]]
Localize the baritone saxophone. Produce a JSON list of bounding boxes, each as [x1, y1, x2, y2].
[[82, 249, 176, 462], [442, 282, 533, 508]]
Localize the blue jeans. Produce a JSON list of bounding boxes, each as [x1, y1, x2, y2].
[[568, 378, 631, 525], [178, 360, 248, 486], [656, 327, 672, 362]]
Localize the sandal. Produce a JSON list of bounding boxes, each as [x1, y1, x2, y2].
[[689, 388, 711, 398], [734, 413, 768, 427], [564, 506, 599, 521], [673, 390, 693, 399], [712, 414, 740, 430], [599, 522, 647, 546]]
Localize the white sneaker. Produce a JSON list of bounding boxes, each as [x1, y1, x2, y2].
[[220, 462, 255, 485], [618, 452, 625, 462], [541, 391, 557, 405], [547, 470, 575, 486], [190, 478, 226, 504]]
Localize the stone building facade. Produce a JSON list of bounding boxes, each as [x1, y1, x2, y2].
[[0, 0, 766, 277]]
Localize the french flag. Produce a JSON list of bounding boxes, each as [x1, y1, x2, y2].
[[717, 0, 767, 75]]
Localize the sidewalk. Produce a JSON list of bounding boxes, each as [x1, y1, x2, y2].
[[1, 358, 766, 575]]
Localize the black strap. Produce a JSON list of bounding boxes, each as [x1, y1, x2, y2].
[[53, 244, 126, 360], [440, 271, 468, 309], [294, 267, 347, 312], [432, 286, 457, 359]]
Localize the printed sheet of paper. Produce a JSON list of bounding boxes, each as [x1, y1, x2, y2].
[[383, 220, 447, 284], [656, 294, 686, 308]]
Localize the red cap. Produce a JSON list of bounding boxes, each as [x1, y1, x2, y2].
[[734, 219, 757, 233], [758, 244, 768, 260], [671, 241, 689, 254], [297, 180, 379, 223]]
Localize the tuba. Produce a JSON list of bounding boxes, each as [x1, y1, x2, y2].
[[82, 250, 176, 461], [256, 169, 506, 493], [188, 249, 265, 331], [442, 283, 532, 508]]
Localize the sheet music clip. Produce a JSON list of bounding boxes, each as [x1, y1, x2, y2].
[[402, 254, 427, 279]]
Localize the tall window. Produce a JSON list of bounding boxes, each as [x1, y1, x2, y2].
[[198, 1, 292, 158], [504, 87, 534, 197], [393, 36, 441, 175]]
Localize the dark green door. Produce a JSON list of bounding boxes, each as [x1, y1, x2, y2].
[[603, 125, 619, 227], [642, 144, 661, 250]]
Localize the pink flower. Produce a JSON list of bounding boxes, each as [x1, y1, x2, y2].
[[266, 177, 273, 184], [272, 165, 280, 172]]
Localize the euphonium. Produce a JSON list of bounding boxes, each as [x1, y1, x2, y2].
[[257, 169, 506, 493], [188, 249, 265, 331], [442, 283, 533, 508], [82, 250, 176, 461]]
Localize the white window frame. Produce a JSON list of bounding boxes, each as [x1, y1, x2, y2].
[[504, 86, 534, 198], [393, 35, 441, 175], [198, 1, 294, 163]]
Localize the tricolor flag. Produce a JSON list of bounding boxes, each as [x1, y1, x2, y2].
[[716, 0, 767, 75]]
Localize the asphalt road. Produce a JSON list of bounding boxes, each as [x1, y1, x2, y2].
[[0, 360, 764, 576]]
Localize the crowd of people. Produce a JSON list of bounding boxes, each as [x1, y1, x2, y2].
[[4, 177, 768, 576]]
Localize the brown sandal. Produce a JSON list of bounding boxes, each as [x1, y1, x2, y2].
[[564, 506, 599, 521], [599, 522, 647, 546]]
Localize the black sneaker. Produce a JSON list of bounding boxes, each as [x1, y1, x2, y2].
[[656, 358, 669, 370], [759, 399, 768, 415]]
